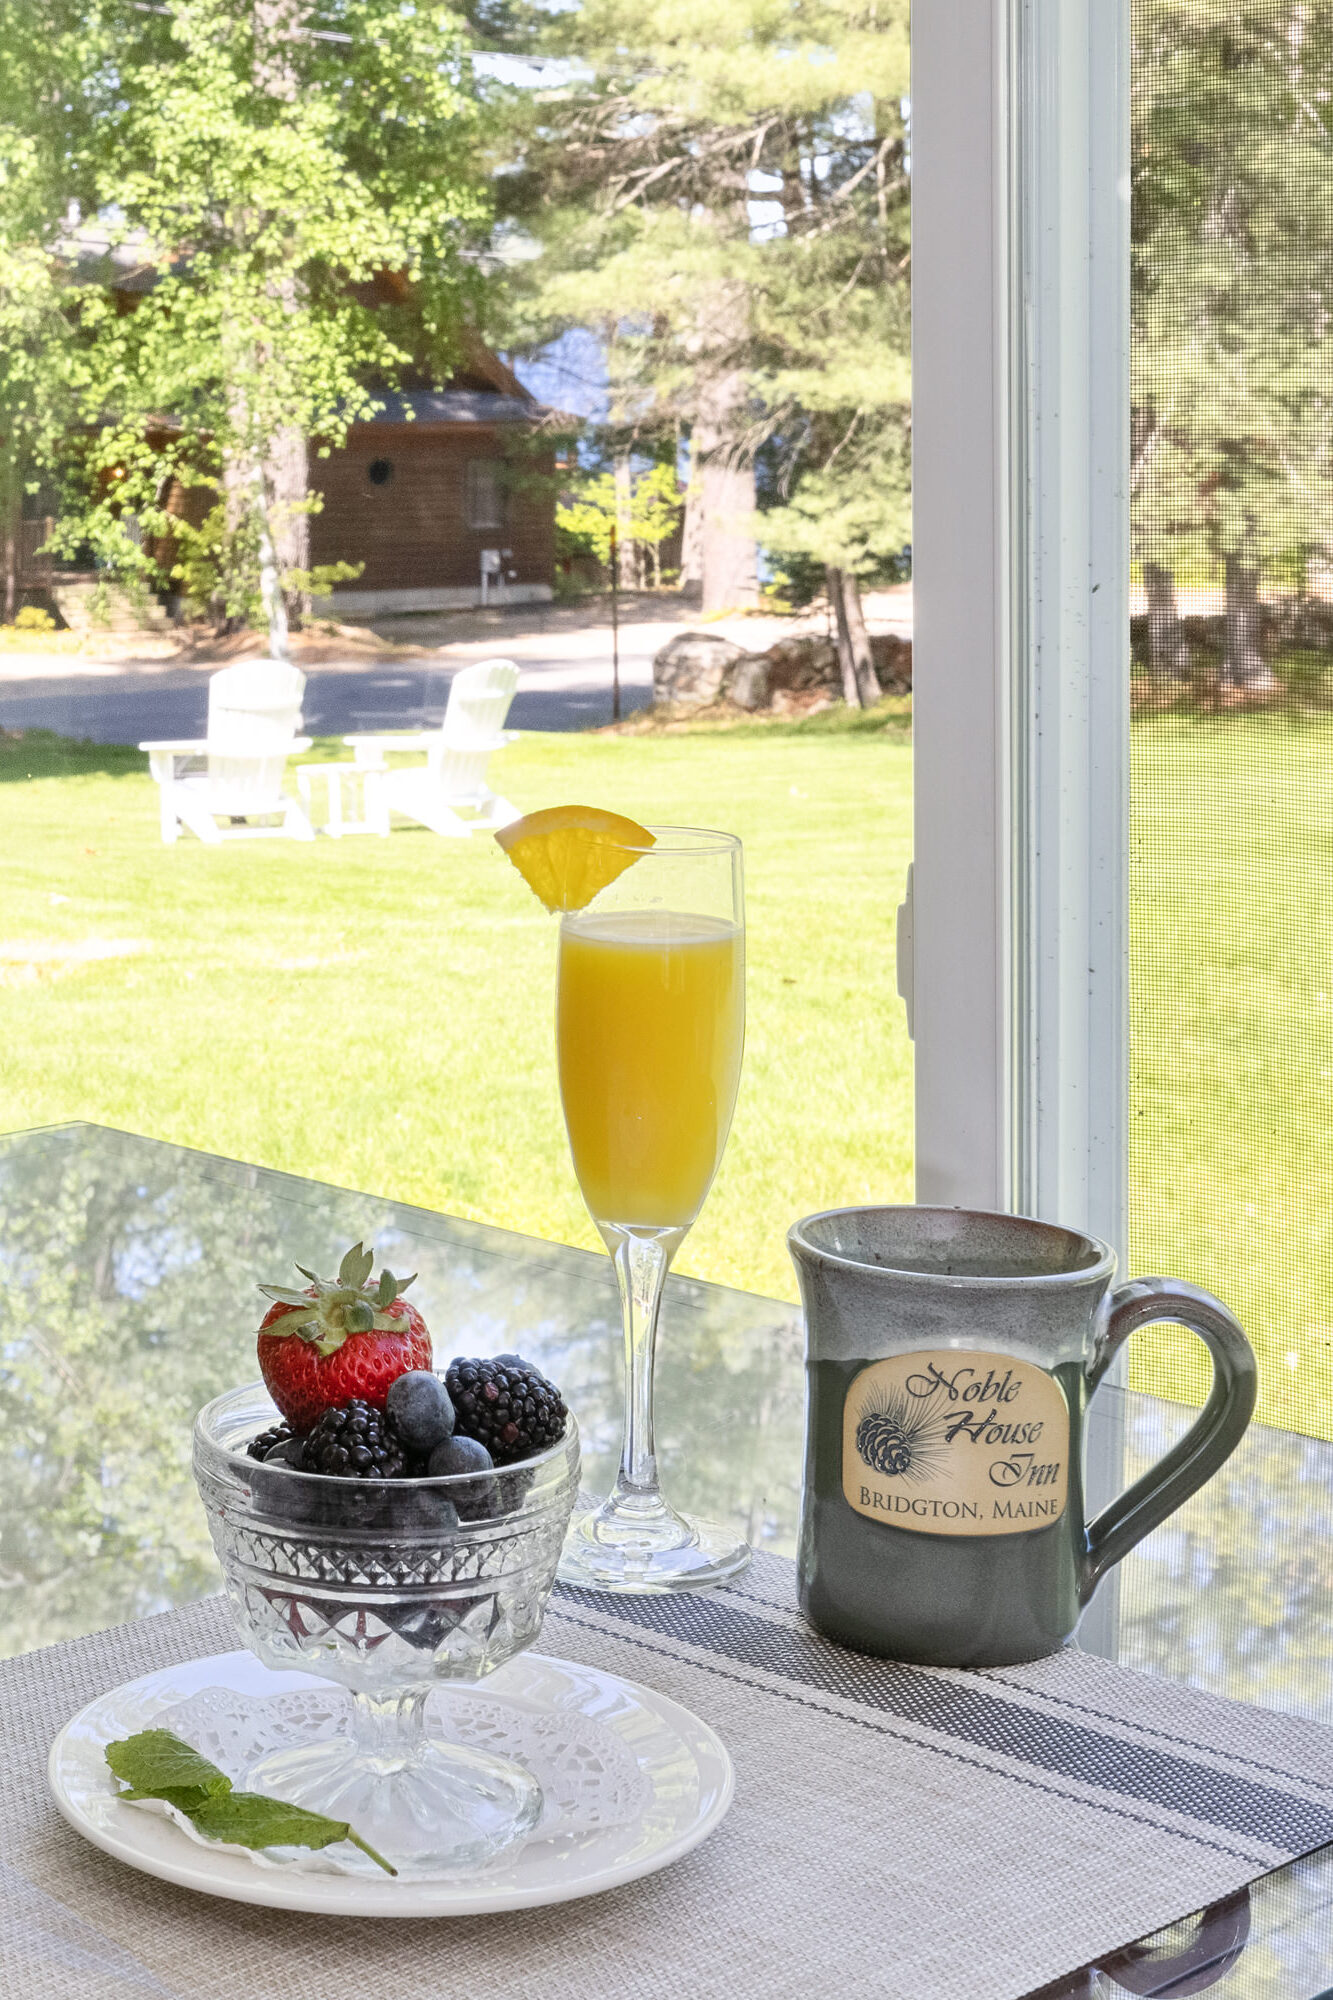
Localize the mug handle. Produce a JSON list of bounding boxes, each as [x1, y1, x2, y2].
[[1079, 1277, 1257, 1604]]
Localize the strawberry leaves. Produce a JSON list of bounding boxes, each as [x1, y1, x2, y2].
[[105, 1730, 396, 1876], [255, 1245, 417, 1351], [338, 1243, 375, 1289]]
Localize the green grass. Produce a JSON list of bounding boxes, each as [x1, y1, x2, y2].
[[0, 712, 913, 1304], [6, 706, 1333, 1435], [1128, 712, 1333, 1435]]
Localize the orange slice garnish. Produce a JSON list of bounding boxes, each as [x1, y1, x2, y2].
[[495, 805, 655, 912]]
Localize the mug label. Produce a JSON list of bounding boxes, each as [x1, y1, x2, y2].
[[842, 1350, 1070, 1537]]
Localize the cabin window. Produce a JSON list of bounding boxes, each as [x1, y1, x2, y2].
[[464, 458, 505, 530]]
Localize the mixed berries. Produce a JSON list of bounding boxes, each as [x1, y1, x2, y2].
[[244, 1243, 569, 1535]]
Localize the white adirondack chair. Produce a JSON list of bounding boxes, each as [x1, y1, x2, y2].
[[299, 658, 521, 839], [141, 662, 314, 845]]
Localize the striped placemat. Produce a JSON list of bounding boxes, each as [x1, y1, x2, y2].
[[4, 1554, 1333, 2000]]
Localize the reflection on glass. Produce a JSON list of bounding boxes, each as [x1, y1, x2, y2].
[[0, 1124, 800, 1659]]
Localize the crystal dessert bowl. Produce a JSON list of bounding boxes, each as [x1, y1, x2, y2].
[[193, 1382, 581, 1876]]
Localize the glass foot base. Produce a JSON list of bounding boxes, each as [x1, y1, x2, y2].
[[557, 1500, 751, 1595], [248, 1730, 541, 1877]]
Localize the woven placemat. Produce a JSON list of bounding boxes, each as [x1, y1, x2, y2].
[[5, 1554, 1333, 2000]]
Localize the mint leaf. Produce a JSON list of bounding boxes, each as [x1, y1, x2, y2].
[[105, 1730, 232, 1812], [105, 1730, 397, 1876], [189, 1792, 397, 1876]]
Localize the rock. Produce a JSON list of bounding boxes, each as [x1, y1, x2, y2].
[[653, 630, 749, 707], [764, 634, 842, 695], [728, 653, 772, 710], [653, 624, 913, 714], [870, 633, 913, 692]]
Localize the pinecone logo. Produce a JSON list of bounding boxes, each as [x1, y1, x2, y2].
[[850, 1381, 951, 1484], [856, 1411, 914, 1476]]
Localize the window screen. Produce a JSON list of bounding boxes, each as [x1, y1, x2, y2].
[[1129, 2, 1333, 1440]]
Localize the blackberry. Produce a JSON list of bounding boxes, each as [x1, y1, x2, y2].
[[301, 1399, 410, 1480], [247, 1422, 297, 1464], [445, 1356, 567, 1466]]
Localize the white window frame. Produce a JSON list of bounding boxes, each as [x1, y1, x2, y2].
[[907, 0, 1130, 1647], [907, 0, 1129, 1255]]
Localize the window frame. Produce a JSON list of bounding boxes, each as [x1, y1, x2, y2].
[[908, 0, 1130, 1258], [908, 0, 1130, 1650], [464, 457, 506, 533]]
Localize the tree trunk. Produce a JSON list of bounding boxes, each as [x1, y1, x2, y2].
[[266, 421, 309, 626], [1223, 553, 1277, 693], [692, 283, 758, 615], [3, 503, 17, 625], [827, 565, 879, 708], [679, 454, 704, 596], [1143, 561, 1191, 681], [697, 431, 758, 613], [254, 1, 309, 629]]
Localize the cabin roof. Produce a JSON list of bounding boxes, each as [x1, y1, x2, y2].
[[358, 388, 549, 427]]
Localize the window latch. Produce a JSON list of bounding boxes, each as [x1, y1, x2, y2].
[[896, 863, 914, 1041]]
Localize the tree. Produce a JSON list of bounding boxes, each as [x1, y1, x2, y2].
[[1133, 2, 1333, 691], [556, 458, 683, 589], [35, 0, 490, 652], [0, 1, 104, 621], [497, 0, 911, 637], [751, 152, 911, 705]]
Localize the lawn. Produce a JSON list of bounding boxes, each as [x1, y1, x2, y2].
[[1128, 712, 1333, 1437], [3, 706, 1331, 1435], [0, 709, 914, 1304]]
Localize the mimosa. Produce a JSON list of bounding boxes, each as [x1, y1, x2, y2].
[[558, 910, 744, 1228]]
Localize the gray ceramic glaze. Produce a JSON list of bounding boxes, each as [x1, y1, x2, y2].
[[789, 1206, 1257, 1668]]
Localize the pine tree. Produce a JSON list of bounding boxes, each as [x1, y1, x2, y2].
[[498, 0, 910, 644], [1133, 1, 1333, 690]]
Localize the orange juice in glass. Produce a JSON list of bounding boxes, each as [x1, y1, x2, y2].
[[556, 828, 749, 1592], [558, 910, 743, 1228]]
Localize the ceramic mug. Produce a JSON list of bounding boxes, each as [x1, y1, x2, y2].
[[789, 1206, 1257, 1667]]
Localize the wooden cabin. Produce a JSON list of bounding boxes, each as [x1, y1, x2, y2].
[[309, 346, 557, 617]]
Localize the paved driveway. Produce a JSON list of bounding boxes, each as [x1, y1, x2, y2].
[[0, 589, 912, 744]]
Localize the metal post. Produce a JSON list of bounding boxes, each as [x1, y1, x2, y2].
[[610, 522, 621, 722]]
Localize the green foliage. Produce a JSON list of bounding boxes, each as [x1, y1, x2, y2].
[[556, 462, 683, 573], [1132, 2, 1333, 577], [500, 0, 912, 579], [0, 0, 491, 627], [11, 606, 55, 632]]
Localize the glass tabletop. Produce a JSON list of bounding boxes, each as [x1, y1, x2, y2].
[[3, 1120, 1331, 1996]]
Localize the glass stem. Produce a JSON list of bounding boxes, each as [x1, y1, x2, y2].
[[350, 1688, 430, 1769], [605, 1224, 685, 1520]]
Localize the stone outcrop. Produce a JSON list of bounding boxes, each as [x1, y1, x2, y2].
[[652, 628, 912, 713], [652, 630, 749, 707]]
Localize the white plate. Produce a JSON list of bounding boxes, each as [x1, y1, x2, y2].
[[48, 1649, 733, 1917]]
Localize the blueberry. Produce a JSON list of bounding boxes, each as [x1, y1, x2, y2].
[[398, 1490, 460, 1535], [427, 1434, 492, 1478], [386, 1370, 456, 1451], [427, 1433, 498, 1519]]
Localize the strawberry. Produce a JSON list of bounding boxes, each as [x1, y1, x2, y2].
[[256, 1242, 431, 1431]]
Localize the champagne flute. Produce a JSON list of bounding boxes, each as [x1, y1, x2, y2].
[[555, 826, 749, 1593]]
